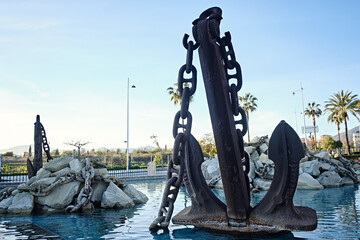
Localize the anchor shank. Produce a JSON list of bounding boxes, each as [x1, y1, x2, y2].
[[196, 18, 250, 221]]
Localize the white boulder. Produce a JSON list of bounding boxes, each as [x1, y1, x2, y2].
[[101, 182, 134, 208], [36, 181, 81, 209], [258, 153, 273, 165], [7, 192, 34, 214], [91, 181, 109, 204], [69, 159, 85, 174], [317, 171, 343, 187], [301, 160, 321, 177], [297, 173, 323, 190], [35, 168, 51, 180], [0, 196, 13, 213], [122, 184, 148, 204], [245, 146, 255, 155], [253, 178, 272, 190], [44, 156, 73, 172], [50, 167, 71, 177], [258, 143, 268, 154], [201, 159, 220, 181]]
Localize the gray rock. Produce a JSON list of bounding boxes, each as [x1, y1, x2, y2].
[[297, 173, 323, 190], [245, 146, 255, 155], [254, 160, 263, 169], [201, 159, 220, 181], [30, 177, 57, 188], [91, 181, 109, 204], [263, 167, 274, 180], [317, 171, 343, 187], [44, 156, 73, 172], [253, 178, 272, 190], [36, 181, 81, 209], [122, 184, 148, 204], [94, 168, 109, 177], [319, 162, 333, 172], [11, 189, 20, 196], [0, 196, 13, 213], [50, 167, 71, 177], [250, 136, 260, 144], [69, 159, 85, 174], [248, 161, 256, 180], [213, 179, 223, 189], [250, 150, 260, 161], [7, 192, 34, 214], [36, 168, 51, 180], [314, 150, 331, 160], [301, 160, 321, 177], [101, 182, 134, 208], [258, 153, 273, 165], [258, 143, 268, 154], [352, 163, 360, 170], [342, 177, 354, 185]]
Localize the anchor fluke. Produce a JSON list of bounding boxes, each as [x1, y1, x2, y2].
[[250, 120, 317, 231]]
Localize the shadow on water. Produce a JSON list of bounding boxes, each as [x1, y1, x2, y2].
[[150, 227, 305, 240]]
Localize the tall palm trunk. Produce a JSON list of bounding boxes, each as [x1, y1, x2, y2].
[[344, 118, 351, 154], [336, 122, 340, 141], [312, 116, 317, 143], [246, 111, 250, 142]]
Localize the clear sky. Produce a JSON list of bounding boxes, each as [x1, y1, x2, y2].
[[1, 0, 359, 151]]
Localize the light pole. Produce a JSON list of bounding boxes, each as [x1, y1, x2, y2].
[[126, 77, 136, 171], [292, 82, 307, 146]]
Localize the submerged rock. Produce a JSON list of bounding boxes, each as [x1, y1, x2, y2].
[[122, 184, 148, 204], [297, 173, 323, 190], [101, 182, 134, 208], [7, 192, 34, 214]]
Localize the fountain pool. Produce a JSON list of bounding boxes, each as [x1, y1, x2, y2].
[[0, 179, 359, 239]]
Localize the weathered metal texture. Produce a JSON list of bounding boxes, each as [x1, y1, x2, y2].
[[172, 135, 226, 225], [195, 8, 250, 222], [250, 121, 317, 231]]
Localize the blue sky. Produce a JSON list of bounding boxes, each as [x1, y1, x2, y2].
[[1, 1, 359, 151]]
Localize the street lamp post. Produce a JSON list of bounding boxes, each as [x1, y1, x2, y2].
[[292, 82, 307, 146], [126, 78, 136, 171]]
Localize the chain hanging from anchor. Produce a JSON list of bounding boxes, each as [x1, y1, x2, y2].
[[150, 33, 198, 231], [40, 123, 53, 162], [213, 30, 250, 175]]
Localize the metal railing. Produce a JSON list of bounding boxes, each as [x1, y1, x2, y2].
[[0, 167, 167, 186]]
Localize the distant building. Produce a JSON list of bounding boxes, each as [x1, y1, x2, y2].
[[353, 131, 360, 148]]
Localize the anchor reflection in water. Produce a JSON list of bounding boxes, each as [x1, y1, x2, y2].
[[150, 7, 317, 234]]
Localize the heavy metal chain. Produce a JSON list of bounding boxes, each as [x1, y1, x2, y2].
[[213, 29, 250, 175], [150, 34, 198, 231], [40, 123, 53, 162]]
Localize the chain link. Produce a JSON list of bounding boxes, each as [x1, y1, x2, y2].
[[150, 34, 198, 231], [216, 30, 250, 178]]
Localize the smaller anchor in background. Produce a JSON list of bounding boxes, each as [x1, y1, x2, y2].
[[27, 115, 53, 178]]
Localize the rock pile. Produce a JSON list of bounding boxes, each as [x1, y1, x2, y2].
[[0, 157, 148, 214], [202, 136, 360, 191]]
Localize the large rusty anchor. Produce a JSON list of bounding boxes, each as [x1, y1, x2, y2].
[[150, 7, 317, 234]]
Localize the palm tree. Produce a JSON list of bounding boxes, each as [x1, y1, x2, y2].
[[324, 90, 360, 154], [327, 112, 342, 141], [239, 93, 258, 142], [166, 83, 193, 106], [304, 102, 322, 144], [166, 83, 181, 106]]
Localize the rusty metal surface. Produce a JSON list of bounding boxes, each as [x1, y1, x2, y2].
[[249, 121, 317, 231], [151, 6, 317, 234], [195, 7, 250, 222]]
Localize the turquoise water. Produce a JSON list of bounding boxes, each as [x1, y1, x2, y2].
[[0, 179, 359, 239]]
